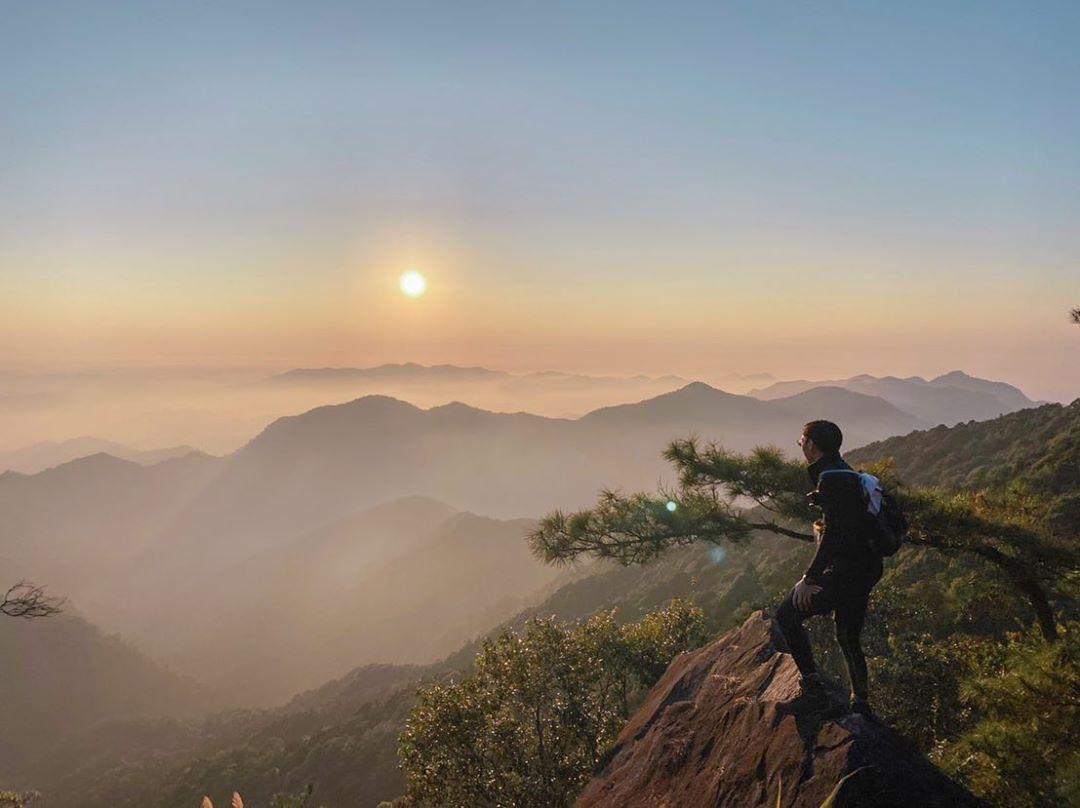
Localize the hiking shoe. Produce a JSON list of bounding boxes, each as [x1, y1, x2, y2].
[[849, 696, 875, 720], [799, 673, 829, 712]]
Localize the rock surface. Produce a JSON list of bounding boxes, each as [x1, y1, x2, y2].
[[575, 612, 984, 808]]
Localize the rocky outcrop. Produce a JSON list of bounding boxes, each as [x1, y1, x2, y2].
[[575, 612, 984, 808]]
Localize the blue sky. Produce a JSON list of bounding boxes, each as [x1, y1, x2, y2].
[[2, 2, 1078, 399]]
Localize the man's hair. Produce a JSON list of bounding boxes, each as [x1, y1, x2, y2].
[[803, 420, 843, 454]]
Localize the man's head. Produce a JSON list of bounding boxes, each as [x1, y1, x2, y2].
[[799, 420, 842, 463]]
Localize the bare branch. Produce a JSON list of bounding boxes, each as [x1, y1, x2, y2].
[[1, 581, 65, 619]]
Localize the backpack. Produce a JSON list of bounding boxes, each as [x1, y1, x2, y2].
[[817, 469, 907, 557]]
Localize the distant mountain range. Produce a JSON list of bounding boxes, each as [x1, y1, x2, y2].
[[0, 437, 198, 474], [271, 364, 1039, 429], [0, 372, 1037, 706], [265, 362, 695, 419], [7, 388, 1068, 807], [269, 362, 687, 388], [749, 370, 1038, 427]]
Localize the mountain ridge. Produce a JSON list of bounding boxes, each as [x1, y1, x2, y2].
[[0, 377, 1033, 707], [0, 437, 198, 474], [749, 371, 1038, 427]]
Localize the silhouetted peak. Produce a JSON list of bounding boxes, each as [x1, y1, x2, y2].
[[644, 380, 742, 405], [343, 394, 424, 410], [676, 380, 719, 394], [773, 384, 906, 409], [933, 370, 973, 382], [49, 452, 141, 474], [578, 381, 762, 424], [427, 400, 487, 416], [239, 395, 424, 454]]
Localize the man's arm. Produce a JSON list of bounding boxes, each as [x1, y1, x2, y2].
[[803, 473, 844, 584]]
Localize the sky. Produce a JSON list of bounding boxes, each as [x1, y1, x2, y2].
[[2, 1, 1078, 401]]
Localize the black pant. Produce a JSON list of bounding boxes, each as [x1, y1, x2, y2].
[[776, 564, 881, 701]]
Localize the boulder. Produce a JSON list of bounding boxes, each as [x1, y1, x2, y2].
[[575, 612, 984, 808]]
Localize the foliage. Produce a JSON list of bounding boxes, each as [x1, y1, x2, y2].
[[0, 792, 39, 808], [847, 400, 1079, 496], [934, 624, 1080, 807], [527, 442, 814, 570], [872, 625, 1003, 751], [270, 784, 325, 808], [529, 435, 1077, 641], [527, 405, 1079, 803], [398, 600, 707, 808]]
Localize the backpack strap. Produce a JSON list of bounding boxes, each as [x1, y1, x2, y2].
[[818, 469, 885, 515], [816, 468, 861, 490], [816, 468, 868, 504]]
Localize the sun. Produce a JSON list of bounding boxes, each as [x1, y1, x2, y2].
[[399, 270, 427, 298]]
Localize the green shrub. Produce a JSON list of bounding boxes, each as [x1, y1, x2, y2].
[[398, 599, 708, 808]]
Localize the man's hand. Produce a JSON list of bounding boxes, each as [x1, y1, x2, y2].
[[793, 577, 822, 612]]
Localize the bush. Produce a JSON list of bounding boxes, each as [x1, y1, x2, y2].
[[935, 624, 1080, 807], [0, 793, 39, 808], [398, 600, 708, 808]]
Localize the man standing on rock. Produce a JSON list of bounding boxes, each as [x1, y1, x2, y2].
[[776, 420, 883, 717]]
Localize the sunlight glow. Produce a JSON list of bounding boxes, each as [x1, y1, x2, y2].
[[399, 270, 427, 298]]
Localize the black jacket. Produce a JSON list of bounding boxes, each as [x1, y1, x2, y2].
[[803, 452, 882, 586]]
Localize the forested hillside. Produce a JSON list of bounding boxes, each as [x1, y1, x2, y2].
[[16, 402, 1079, 806], [11, 663, 423, 808], [848, 399, 1078, 492], [0, 613, 214, 780], [850, 399, 1079, 533]]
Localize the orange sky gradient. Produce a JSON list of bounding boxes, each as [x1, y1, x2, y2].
[[3, 3, 1078, 405]]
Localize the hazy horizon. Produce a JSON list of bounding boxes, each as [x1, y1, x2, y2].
[[0, 359, 1068, 456], [4, 2, 1078, 410]]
